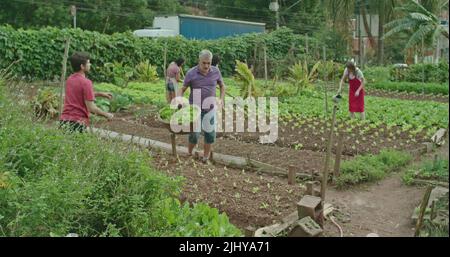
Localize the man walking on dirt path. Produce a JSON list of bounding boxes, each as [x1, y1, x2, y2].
[[60, 52, 114, 133], [178, 50, 226, 163]]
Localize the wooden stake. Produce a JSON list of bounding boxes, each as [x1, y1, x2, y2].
[[430, 200, 436, 221], [333, 132, 344, 178], [264, 45, 268, 85], [321, 105, 338, 201], [306, 181, 314, 195], [323, 46, 328, 115], [305, 35, 309, 56], [415, 186, 433, 237], [253, 42, 258, 73], [170, 133, 177, 156], [245, 226, 256, 237], [163, 41, 168, 78], [59, 38, 71, 115], [288, 165, 296, 185]]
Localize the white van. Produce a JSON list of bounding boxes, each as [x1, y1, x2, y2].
[[133, 29, 176, 38]]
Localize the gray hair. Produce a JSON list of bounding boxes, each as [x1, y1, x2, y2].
[[199, 50, 213, 60]]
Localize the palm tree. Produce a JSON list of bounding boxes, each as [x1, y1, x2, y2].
[[384, 0, 449, 60]]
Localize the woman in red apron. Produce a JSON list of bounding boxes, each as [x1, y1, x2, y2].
[[338, 61, 366, 119]]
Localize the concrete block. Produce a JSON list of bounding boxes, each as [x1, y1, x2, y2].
[[288, 216, 323, 237], [297, 195, 323, 222]]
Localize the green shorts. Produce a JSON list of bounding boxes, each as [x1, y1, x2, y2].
[[189, 110, 216, 145]]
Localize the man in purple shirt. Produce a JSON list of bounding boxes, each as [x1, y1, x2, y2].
[[178, 50, 226, 163]]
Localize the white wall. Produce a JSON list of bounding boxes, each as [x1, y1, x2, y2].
[[153, 16, 180, 35]]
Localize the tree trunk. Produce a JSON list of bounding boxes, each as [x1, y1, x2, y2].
[[360, 5, 377, 49], [377, 3, 385, 65], [102, 16, 110, 34]]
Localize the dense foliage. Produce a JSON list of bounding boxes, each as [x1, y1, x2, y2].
[[0, 26, 323, 81], [0, 79, 241, 237]]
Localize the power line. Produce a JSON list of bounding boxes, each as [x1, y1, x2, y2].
[[7, 0, 154, 18], [5, 0, 330, 34], [282, 0, 302, 14]]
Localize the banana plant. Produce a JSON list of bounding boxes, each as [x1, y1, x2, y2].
[[234, 60, 259, 98], [287, 61, 321, 95], [104, 61, 134, 88], [135, 60, 158, 83]]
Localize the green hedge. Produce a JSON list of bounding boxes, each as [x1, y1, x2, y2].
[[0, 25, 321, 82], [363, 66, 391, 83], [390, 62, 449, 83], [368, 81, 449, 95], [363, 63, 449, 84], [0, 82, 241, 237]]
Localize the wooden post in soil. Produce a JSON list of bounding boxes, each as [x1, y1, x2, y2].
[[415, 185, 433, 237], [333, 132, 344, 179], [323, 46, 329, 116], [163, 41, 168, 79], [253, 42, 258, 74], [288, 165, 296, 185], [59, 38, 71, 115], [264, 45, 268, 87], [305, 35, 309, 56], [170, 133, 177, 157], [321, 104, 338, 201]]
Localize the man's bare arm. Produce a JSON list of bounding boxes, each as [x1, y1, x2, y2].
[[85, 101, 113, 120]]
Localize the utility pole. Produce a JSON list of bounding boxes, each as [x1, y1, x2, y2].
[[270, 0, 280, 30], [70, 5, 77, 29], [357, 1, 362, 66]]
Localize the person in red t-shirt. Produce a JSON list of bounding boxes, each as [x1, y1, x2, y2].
[[60, 52, 114, 132]]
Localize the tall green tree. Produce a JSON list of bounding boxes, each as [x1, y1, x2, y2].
[[323, 0, 401, 64], [0, 0, 185, 33], [384, 0, 448, 62]]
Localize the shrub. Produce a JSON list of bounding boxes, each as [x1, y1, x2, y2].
[[32, 88, 59, 119], [0, 84, 241, 237], [363, 66, 391, 83], [135, 60, 158, 83], [403, 157, 449, 185], [368, 81, 448, 95], [103, 61, 134, 88], [390, 62, 449, 83]]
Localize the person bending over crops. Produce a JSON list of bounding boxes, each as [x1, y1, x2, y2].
[[338, 61, 366, 120], [212, 55, 220, 68], [166, 58, 185, 103], [59, 52, 114, 133], [178, 50, 226, 163]]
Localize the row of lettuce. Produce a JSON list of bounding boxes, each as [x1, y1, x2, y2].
[[90, 80, 448, 137], [0, 80, 241, 237], [32, 77, 447, 139]]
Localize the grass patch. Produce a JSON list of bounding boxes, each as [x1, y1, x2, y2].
[[336, 149, 412, 188], [403, 157, 449, 186], [419, 195, 449, 237]]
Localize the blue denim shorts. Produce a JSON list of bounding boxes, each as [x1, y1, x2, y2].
[[166, 81, 175, 92], [189, 110, 216, 145]]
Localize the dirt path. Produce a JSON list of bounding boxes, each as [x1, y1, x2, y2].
[[324, 173, 425, 237], [324, 140, 448, 237]]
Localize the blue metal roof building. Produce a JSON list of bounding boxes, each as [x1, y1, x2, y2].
[[153, 14, 266, 40]]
